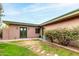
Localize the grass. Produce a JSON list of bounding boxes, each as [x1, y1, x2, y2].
[[40, 41, 79, 56], [0, 43, 38, 56], [0, 40, 79, 56]]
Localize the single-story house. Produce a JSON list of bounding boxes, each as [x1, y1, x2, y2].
[[0, 9, 79, 40], [0, 21, 42, 40]]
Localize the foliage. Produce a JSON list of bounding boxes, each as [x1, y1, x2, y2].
[[0, 23, 8, 35], [45, 27, 79, 46]]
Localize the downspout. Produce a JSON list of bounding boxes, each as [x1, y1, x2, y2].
[[42, 26, 44, 38], [40, 26, 44, 39]]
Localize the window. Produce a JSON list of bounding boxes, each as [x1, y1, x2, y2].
[[35, 28, 40, 34]]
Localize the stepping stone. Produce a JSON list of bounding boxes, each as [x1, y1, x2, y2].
[[41, 50, 45, 54], [36, 49, 41, 52], [28, 47, 32, 49], [46, 53, 53, 56], [46, 53, 50, 56], [32, 48, 38, 51], [54, 54, 58, 56], [29, 46, 34, 49]]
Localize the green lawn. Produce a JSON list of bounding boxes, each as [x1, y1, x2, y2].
[[0, 43, 37, 56], [40, 42, 79, 56], [0, 40, 79, 56]]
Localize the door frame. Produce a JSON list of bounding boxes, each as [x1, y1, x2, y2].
[[20, 27, 27, 38]]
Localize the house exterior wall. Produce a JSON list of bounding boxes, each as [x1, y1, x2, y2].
[[2, 24, 39, 40], [1, 15, 79, 40], [43, 17, 79, 31], [27, 27, 39, 38], [3, 25, 20, 40], [43, 16, 79, 47]]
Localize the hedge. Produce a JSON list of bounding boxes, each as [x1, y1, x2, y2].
[[45, 27, 79, 46]]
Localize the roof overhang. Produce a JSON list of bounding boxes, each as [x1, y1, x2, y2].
[[41, 9, 79, 26], [2, 9, 79, 27], [3, 20, 40, 27]]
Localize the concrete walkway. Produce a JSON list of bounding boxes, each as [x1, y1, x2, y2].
[[0, 38, 40, 42], [53, 43, 79, 53]]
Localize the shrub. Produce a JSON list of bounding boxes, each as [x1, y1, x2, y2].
[[0, 23, 8, 34], [45, 27, 79, 46], [45, 30, 54, 42]]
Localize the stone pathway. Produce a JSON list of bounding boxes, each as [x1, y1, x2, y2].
[[0, 39, 55, 56], [1, 39, 79, 56], [11, 40, 54, 56], [28, 45, 53, 56]]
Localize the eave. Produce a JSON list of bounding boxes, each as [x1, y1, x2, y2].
[[41, 9, 79, 26]]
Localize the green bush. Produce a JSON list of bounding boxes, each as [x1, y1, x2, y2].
[[45, 27, 79, 46]]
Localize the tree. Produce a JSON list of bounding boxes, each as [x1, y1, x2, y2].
[[0, 3, 3, 23], [0, 3, 4, 31]]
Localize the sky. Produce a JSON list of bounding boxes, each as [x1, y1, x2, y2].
[[2, 3, 79, 24]]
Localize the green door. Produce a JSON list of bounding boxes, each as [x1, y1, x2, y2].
[[20, 27, 27, 38]]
